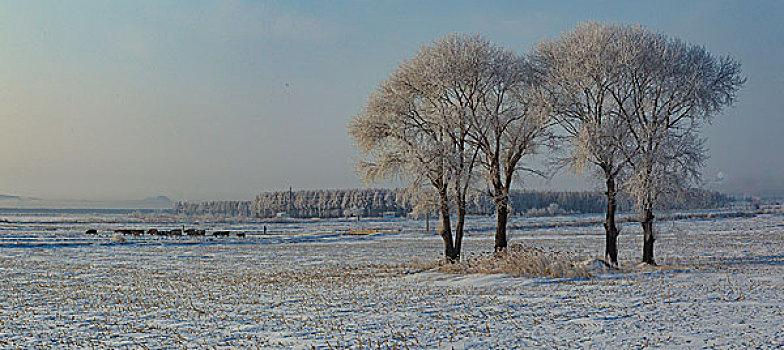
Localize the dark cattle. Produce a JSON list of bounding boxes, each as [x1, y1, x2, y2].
[[185, 229, 205, 236], [130, 230, 144, 236], [170, 229, 182, 236], [147, 229, 159, 235], [213, 231, 230, 237], [235, 232, 246, 238], [85, 229, 98, 235]]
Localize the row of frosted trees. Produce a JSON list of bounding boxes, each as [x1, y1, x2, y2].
[[174, 189, 410, 218], [349, 22, 744, 265], [252, 189, 407, 218], [175, 188, 730, 219], [175, 200, 255, 218]]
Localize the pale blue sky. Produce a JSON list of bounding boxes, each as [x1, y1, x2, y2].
[[1, 1, 782, 200]]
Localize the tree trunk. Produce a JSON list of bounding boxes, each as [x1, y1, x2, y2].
[[438, 191, 457, 262], [454, 179, 469, 261], [494, 202, 508, 252], [454, 203, 466, 261], [604, 176, 620, 266], [640, 209, 656, 265]]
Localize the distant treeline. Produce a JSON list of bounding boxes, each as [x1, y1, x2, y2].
[[174, 188, 732, 219]]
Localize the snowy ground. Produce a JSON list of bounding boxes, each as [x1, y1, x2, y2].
[[0, 211, 782, 349]]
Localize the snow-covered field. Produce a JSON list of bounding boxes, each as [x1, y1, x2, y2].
[[0, 210, 782, 349]]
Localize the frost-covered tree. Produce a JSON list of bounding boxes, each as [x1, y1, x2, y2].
[[456, 39, 552, 252], [533, 22, 638, 265], [350, 34, 550, 258], [349, 34, 487, 262], [536, 22, 743, 265], [610, 25, 745, 264]]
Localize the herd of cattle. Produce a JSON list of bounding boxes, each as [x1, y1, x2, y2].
[[84, 228, 245, 237]]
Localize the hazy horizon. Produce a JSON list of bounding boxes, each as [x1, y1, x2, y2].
[[2, 1, 782, 201]]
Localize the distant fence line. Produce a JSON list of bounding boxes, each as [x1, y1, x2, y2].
[[174, 189, 732, 219]]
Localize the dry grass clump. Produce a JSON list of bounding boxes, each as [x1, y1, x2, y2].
[[436, 245, 590, 278]]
